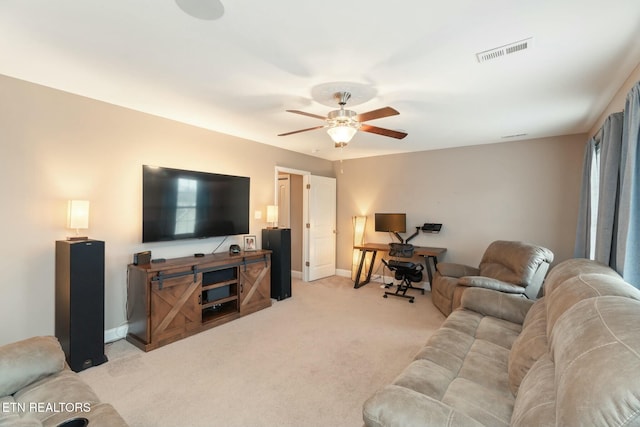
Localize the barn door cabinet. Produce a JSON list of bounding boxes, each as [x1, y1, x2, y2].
[[127, 250, 271, 351]]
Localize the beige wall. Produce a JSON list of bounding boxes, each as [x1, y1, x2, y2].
[[0, 74, 333, 345], [334, 134, 586, 275]]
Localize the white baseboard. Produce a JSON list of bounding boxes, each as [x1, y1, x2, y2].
[[335, 268, 351, 278], [105, 325, 128, 343], [292, 270, 302, 279]]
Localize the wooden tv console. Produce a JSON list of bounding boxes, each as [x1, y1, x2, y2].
[[126, 250, 271, 351]]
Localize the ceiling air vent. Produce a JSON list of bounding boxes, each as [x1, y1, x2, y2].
[[476, 37, 534, 63]]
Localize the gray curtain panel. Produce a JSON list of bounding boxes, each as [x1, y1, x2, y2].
[[617, 82, 640, 287], [594, 112, 624, 266], [575, 80, 640, 288]]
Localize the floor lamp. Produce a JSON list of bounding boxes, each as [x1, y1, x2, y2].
[[351, 216, 367, 281]]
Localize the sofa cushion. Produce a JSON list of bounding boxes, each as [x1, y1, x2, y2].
[[510, 354, 556, 426], [461, 287, 533, 326], [550, 296, 640, 426], [507, 298, 547, 395], [545, 273, 640, 338], [459, 276, 526, 294], [363, 385, 485, 427], [0, 337, 65, 397], [442, 378, 513, 427]]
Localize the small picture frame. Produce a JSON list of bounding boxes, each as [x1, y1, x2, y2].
[[243, 235, 257, 251]]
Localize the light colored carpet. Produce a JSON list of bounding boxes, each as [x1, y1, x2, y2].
[[80, 275, 445, 427]]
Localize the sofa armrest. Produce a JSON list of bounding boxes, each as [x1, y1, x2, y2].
[[364, 385, 484, 427], [44, 403, 128, 427], [436, 263, 479, 278], [460, 287, 534, 325], [459, 276, 526, 294], [0, 336, 65, 397]]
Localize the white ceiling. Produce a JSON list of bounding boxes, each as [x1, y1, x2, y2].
[[1, 1, 640, 161]]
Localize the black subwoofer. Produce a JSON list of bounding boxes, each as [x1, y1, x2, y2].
[[55, 240, 108, 372]]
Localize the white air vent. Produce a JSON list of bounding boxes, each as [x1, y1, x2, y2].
[[476, 37, 534, 63], [501, 133, 528, 139]]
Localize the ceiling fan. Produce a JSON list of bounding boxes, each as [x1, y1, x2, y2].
[[278, 92, 408, 147]]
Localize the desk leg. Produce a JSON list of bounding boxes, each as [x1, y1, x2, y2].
[[424, 256, 438, 285], [354, 249, 378, 289], [367, 251, 378, 283], [354, 249, 367, 289]]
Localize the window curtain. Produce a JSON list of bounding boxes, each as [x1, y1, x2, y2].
[[595, 112, 624, 265], [575, 80, 640, 288], [616, 82, 640, 287]]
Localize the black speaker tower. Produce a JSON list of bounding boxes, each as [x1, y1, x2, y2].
[[55, 240, 108, 372], [262, 228, 292, 300]]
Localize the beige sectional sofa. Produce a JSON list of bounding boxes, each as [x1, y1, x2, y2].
[[0, 336, 127, 427], [363, 258, 640, 426]]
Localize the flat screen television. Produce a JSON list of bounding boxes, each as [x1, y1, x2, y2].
[[374, 213, 406, 233], [142, 165, 250, 243]]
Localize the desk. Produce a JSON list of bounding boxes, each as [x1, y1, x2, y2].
[[353, 243, 447, 289]]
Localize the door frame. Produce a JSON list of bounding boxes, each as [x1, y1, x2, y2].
[[275, 166, 311, 281]]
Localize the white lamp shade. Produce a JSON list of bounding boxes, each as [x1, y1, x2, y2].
[[327, 125, 358, 144], [67, 200, 90, 229], [266, 205, 279, 223], [353, 216, 367, 245]]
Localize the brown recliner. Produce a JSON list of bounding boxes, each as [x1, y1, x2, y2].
[[431, 240, 554, 316]]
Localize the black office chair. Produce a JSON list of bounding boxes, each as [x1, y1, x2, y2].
[[381, 259, 424, 303]]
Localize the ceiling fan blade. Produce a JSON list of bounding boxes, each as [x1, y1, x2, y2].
[[278, 125, 325, 137], [360, 124, 408, 140], [286, 110, 327, 121], [355, 107, 400, 123]]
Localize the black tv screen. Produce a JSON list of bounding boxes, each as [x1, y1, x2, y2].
[[374, 213, 406, 233], [142, 165, 250, 243]]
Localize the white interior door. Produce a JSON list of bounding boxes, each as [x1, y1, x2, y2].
[[304, 175, 336, 281]]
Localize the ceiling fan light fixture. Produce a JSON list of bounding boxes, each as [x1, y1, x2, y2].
[[279, 89, 407, 145], [326, 107, 359, 145], [327, 122, 359, 145]]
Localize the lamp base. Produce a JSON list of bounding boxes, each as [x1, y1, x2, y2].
[[67, 236, 89, 241]]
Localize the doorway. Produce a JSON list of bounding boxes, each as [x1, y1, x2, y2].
[[275, 167, 308, 279], [274, 167, 337, 281]]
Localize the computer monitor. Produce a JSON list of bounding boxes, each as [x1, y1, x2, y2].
[[374, 213, 406, 233]]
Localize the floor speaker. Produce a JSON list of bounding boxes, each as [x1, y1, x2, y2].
[[55, 240, 108, 372], [262, 228, 292, 300]]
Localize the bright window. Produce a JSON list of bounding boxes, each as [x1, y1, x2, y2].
[[589, 144, 600, 259], [175, 178, 197, 235]]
